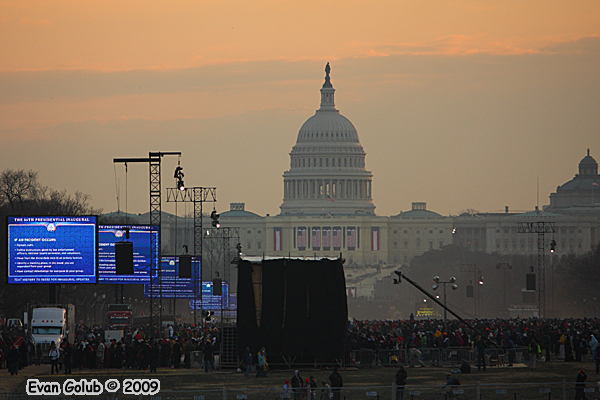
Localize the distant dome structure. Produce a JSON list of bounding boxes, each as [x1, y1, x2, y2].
[[546, 149, 600, 212], [394, 202, 443, 219], [280, 64, 375, 215], [578, 149, 598, 175]]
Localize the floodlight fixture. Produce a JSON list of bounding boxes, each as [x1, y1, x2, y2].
[[393, 270, 402, 284], [174, 166, 185, 191], [211, 209, 220, 228]]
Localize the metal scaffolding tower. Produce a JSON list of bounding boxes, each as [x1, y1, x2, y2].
[[517, 221, 555, 317], [114, 151, 181, 329], [166, 187, 217, 326], [203, 227, 240, 303]]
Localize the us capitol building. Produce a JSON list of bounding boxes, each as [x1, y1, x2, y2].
[[117, 65, 600, 267]]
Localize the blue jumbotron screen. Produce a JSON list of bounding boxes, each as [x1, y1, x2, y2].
[[98, 225, 158, 284], [143, 256, 201, 299], [189, 282, 230, 310], [8, 216, 98, 284]]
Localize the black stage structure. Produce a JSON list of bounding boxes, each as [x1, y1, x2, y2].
[[237, 258, 348, 366]]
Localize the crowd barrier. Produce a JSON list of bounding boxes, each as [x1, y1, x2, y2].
[[0, 382, 586, 400], [350, 347, 533, 368]]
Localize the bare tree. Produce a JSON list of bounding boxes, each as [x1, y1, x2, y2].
[[557, 244, 600, 310], [0, 169, 41, 210], [458, 208, 480, 216], [0, 169, 101, 319]]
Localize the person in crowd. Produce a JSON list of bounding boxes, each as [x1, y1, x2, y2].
[[505, 336, 516, 366], [451, 360, 471, 374], [256, 347, 267, 378], [203, 339, 214, 372], [475, 335, 487, 372], [291, 370, 303, 400], [184, 339, 194, 369], [329, 367, 343, 400], [528, 338, 541, 369], [443, 372, 461, 392], [321, 380, 332, 400], [96, 339, 105, 369], [575, 369, 588, 400], [173, 339, 182, 369], [407, 344, 426, 367], [7, 345, 21, 375], [49, 342, 60, 374], [395, 365, 407, 400], [63, 341, 73, 374], [245, 347, 253, 377], [283, 380, 291, 399], [309, 376, 318, 400], [565, 334, 575, 362]]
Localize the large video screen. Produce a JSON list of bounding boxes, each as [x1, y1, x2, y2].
[[189, 282, 230, 310], [143, 255, 201, 299], [98, 225, 158, 284], [8, 216, 98, 284]]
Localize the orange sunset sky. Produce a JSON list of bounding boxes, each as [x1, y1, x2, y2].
[[1, 0, 599, 217]]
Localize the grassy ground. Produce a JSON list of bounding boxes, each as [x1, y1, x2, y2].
[[4, 359, 598, 394]]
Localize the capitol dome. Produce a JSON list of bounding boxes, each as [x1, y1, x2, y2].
[[280, 64, 376, 216]]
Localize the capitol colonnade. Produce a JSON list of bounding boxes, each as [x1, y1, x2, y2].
[[283, 178, 372, 201]]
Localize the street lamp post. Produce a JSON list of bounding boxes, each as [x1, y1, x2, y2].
[[432, 276, 457, 333]]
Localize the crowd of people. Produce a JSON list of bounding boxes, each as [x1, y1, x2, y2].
[[0, 322, 222, 375], [281, 368, 342, 400], [347, 316, 600, 369], [3, 316, 600, 377]]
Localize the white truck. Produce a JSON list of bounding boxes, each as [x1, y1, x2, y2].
[[30, 304, 75, 356]]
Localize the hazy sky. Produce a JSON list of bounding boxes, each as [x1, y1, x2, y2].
[[1, 0, 599, 217]]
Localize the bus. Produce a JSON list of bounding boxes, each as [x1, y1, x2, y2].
[[107, 304, 132, 330]]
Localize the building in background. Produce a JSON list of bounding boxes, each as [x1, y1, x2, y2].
[[102, 68, 600, 320]]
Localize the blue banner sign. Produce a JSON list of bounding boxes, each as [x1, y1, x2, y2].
[[143, 256, 201, 299], [189, 282, 230, 309], [8, 216, 98, 284], [98, 225, 158, 284]]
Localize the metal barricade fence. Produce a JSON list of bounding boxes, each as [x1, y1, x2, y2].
[[350, 347, 533, 368], [377, 350, 405, 367], [478, 382, 567, 400], [442, 348, 474, 365], [332, 385, 394, 400], [401, 384, 475, 400], [191, 351, 203, 368], [420, 348, 442, 366], [352, 349, 378, 367]]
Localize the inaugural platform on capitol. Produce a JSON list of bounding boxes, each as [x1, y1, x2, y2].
[[8, 216, 98, 284]]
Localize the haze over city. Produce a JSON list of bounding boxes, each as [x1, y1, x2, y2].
[[1, 1, 599, 217]]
